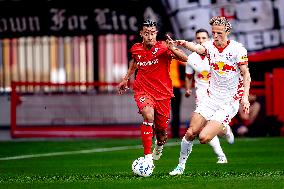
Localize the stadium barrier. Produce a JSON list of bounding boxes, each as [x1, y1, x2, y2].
[[10, 81, 143, 138], [10, 73, 283, 138]]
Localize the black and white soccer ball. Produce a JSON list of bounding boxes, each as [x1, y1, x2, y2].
[[131, 157, 155, 177]]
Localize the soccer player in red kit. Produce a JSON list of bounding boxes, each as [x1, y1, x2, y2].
[[118, 20, 188, 166]]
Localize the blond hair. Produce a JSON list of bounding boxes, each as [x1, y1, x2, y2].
[[209, 16, 232, 32]]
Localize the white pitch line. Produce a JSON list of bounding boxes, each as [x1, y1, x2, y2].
[[0, 142, 181, 161]]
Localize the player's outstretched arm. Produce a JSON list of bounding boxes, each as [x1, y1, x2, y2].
[[117, 59, 137, 95], [165, 35, 188, 62], [240, 64, 251, 114], [176, 40, 206, 55]]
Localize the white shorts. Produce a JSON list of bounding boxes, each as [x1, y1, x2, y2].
[[195, 95, 239, 126], [195, 88, 208, 108]]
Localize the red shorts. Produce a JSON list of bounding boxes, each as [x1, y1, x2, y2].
[[134, 92, 171, 130]]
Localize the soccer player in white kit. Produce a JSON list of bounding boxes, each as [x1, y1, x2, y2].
[[185, 28, 232, 164], [169, 16, 251, 175]]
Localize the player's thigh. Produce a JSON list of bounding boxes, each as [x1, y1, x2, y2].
[[199, 120, 223, 142], [210, 101, 239, 127], [141, 106, 155, 121], [134, 93, 155, 121], [187, 112, 207, 134], [154, 99, 171, 131]]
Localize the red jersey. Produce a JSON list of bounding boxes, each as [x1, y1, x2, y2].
[[131, 41, 174, 100]]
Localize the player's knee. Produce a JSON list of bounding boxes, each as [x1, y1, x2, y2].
[[185, 128, 197, 140], [144, 113, 154, 122], [199, 134, 211, 144]]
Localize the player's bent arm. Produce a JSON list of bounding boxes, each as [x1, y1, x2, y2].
[[240, 64, 251, 99], [240, 64, 251, 114], [185, 74, 193, 91], [123, 59, 138, 81], [185, 74, 193, 97], [117, 59, 137, 94], [169, 46, 188, 62]]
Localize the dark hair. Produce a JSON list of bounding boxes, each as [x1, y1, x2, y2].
[[195, 28, 209, 37], [139, 19, 157, 30]]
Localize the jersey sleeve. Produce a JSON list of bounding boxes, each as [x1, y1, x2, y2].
[[185, 55, 194, 75], [237, 45, 248, 66], [201, 40, 211, 55], [130, 43, 144, 62]]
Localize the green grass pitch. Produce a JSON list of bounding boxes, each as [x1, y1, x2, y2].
[[0, 137, 283, 189]]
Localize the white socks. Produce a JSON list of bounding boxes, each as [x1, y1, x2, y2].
[[178, 136, 193, 166], [145, 154, 153, 160], [208, 136, 226, 158]]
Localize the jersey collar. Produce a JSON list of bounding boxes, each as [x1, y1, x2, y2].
[[213, 40, 230, 53]]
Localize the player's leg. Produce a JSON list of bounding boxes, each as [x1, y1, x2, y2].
[[169, 112, 207, 175], [199, 101, 239, 164], [134, 93, 156, 160], [152, 98, 171, 160], [152, 128, 167, 160], [216, 101, 239, 144], [223, 124, 235, 144], [208, 136, 227, 163], [199, 120, 225, 144], [200, 100, 239, 144], [141, 106, 155, 160]]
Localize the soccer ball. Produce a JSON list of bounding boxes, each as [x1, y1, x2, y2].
[[131, 157, 155, 177]]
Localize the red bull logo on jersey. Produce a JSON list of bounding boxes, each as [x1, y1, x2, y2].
[[240, 55, 248, 62], [137, 59, 158, 66], [197, 70, 210, 81], [211, 61, 236, 74]]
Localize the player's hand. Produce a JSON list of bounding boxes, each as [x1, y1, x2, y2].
[[165, 34, 177, 50], [241, 96, 250, 114], [185, 89, 192, 98], [175, 40, 187, 47], [166, 40, 176, 50], [117, 79, 129, 95]]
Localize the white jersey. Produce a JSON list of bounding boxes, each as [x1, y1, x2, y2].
[[185, 52, 210, 105], [203, 39, 248, 103]]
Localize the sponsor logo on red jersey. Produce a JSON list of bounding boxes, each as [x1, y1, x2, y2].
[[137, 59, 158, 66]]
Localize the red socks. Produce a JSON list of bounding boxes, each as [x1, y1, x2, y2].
[[141, 121, 153, 155]]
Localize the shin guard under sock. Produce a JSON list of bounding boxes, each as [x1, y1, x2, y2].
[[141, 121, 153, 155]]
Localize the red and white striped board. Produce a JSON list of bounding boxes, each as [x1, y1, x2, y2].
[[50, 36, 58, 83], [86, 35, 94, 87], [10, 39, 18, 85], [98, 35, 106, 91], [57, 37, 66, 84], [17, 38, 26, 92], [42, 36, 50, 91], [79, 36, 87, 91], [33, 37, 42, 91], [3, 39, 11, 91], [72, 36, 80, 91], [64, 37, 73, 91], [26, 37, 34, 92]]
